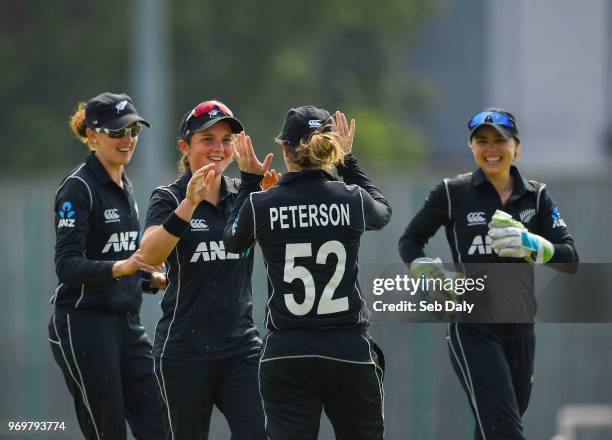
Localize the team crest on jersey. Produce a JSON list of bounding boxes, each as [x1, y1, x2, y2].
[[466, 211, 486, 226], [58, 201, 76, 228], [468, 234, 494, 255], [104, 208, 121, 223], [102, 231, 138, 253], [551, 206, 566, 228], [519, 209, 536, 223], [190, 218, 209, 231]]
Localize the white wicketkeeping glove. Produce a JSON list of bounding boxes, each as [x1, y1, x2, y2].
[[410, 257, 462, 302], [487, 210, 554, 264]]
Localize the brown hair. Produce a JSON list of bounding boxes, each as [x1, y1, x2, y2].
[[284, 129, 347, 170], [69, 102, 94, 150]]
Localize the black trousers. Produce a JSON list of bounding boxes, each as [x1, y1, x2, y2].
[[259, 354, 385, 440], [154, 352, 266, 440], [447, 323, 535, 440], [49, 309, 165, 440]]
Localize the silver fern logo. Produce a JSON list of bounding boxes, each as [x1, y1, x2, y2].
[[519, 209, 536, 223]]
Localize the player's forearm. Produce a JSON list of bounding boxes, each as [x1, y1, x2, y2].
[[140, 225, 180, 266], [547, 242, 579, 273], [55, 254, 115, 284], [141, 199, 199, 265]]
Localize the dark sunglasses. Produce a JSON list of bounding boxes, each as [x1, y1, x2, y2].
[[185, 100, 233, 125], [468, 111, 516, 130], [95, 124, 142, 139]]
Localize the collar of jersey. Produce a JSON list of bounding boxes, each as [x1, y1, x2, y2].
[[86, 151, 132, 191], [471, 165, 537, 194], [177, 169, 237, 200], [278, 169, 336, 185]]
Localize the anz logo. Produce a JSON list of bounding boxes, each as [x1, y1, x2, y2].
[[467, 235, 494, 255], [102, 231, 138, 253], [190, 241, 251, 262], [58, 201, 76, 228]]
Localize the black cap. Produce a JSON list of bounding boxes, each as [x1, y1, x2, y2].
[[179, 101, 243, 140], [468, 108, 519, 142], [85, 92, 150, 130], [277, 105, 332, 146]]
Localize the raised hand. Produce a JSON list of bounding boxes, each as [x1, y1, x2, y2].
[[333, 111, 356, 154], [232, 131, 273, 175], [261, 169, 282, 191], [186, 163, 216, 206]]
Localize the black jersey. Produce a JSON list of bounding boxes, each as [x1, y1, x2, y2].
[[398, 165, 579, 322], [145, 170, 262, 360], [53, 152, 149, 314], [223, 154, 391, 361]]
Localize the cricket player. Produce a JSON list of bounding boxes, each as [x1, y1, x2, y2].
[[49, 92, 166, 439], [139, 100, 271, 439], [224, 106, 391, 440], [398, 108, 579, 439]]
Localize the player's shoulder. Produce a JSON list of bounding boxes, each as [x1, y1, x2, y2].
[[444, 171, 473, 188], [55, 162, 94, 203], [151, 177, 184, 206]]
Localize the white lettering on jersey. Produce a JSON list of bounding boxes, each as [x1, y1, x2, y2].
[[190, 241, 241, 262], [102, 231, 138, 253], [269, 203, 350, 230], [58, 219, 75, 228], [468, 235, 494, 255]]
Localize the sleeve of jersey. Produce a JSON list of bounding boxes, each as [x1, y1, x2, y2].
[[54, 178, 114, 284], [144, 187, 180, 229], [398, 181, 449, 265], [223, 194, 255, 253], [537, 188, 579, 272], [336, 154, 392, 229], [359, 187, 391, 231]]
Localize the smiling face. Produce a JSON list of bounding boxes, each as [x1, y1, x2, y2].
[[86, 124, 139, 168], [179, 120, 234, 174], [469, 125, 520, 178]]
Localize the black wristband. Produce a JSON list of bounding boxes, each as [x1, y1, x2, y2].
[[162, 212, 189, 238], [140, 269, 159, 294]]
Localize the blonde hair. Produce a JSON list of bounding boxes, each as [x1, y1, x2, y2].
[[69, 102, 95, 150], [285, 129, 347, 170]]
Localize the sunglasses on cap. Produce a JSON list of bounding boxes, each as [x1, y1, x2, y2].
[[184, 100, 233, 125], [95, 123, 142, 139], [467, 110, 516, 131]]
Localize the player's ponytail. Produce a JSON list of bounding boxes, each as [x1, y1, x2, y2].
[[177, 154, 190, 174], [69, 102, 91, 148], [290, 129, 347, 170]]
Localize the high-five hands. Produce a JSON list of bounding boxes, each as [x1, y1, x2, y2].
[[261, 169, 282, 191], [333, 111, 356, 154], [232, 131, 273, 175], [186, 163, 216, 206]]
